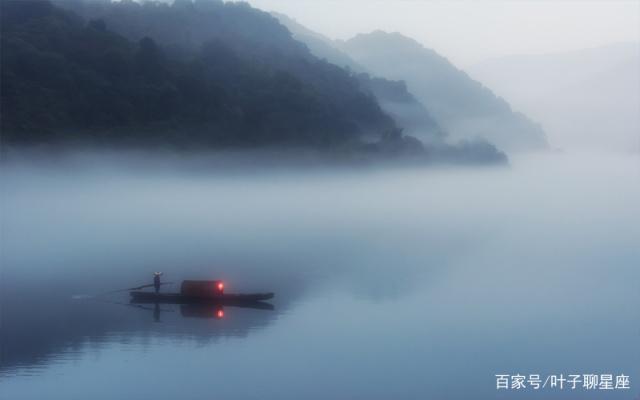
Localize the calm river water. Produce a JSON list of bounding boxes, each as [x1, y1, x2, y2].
[[1, 151, 638, 399]]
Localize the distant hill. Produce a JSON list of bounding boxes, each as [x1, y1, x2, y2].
[[271, 12, 446, 143], [338, 31, 549, 152], [469, 42, 640, 152], [1, 0, 396, 149]]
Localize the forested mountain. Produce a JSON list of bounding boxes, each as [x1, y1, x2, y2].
[[0, 0, 396, 149], [1, 0, 506, 163], [57, 0, 448, 144], [338, 31, 549, 152]]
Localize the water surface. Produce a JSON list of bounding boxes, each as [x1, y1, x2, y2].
[[1, 152, 638, 399]]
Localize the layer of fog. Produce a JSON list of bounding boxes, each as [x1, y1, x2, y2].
[[1, 150, 638, 375], [2, 150, 637, 291]]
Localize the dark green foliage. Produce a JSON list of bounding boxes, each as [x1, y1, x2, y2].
[[1, 0, 396, 148]]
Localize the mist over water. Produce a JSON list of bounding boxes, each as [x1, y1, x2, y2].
[[1, 151, 639, 399]]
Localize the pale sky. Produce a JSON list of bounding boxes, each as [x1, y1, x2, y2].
[[246, 0, 640, 66]]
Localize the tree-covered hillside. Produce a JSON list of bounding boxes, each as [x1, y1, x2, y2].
[[1, 0, 396, 148], [1, 0, 507, 163]]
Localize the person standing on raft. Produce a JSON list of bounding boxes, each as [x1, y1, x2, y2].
[[153, 272, 163, 293]]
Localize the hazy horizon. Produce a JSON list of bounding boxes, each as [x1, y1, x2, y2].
[[247, 0, 640, 66]]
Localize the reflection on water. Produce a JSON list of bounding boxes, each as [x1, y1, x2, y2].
[[1, 152, 639, 399], [125, 298, 275, 321], [0, 288, 279, 375]]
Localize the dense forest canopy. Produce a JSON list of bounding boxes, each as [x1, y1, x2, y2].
[[1, 0, 397, 149], [0, 0, 506, 163]]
